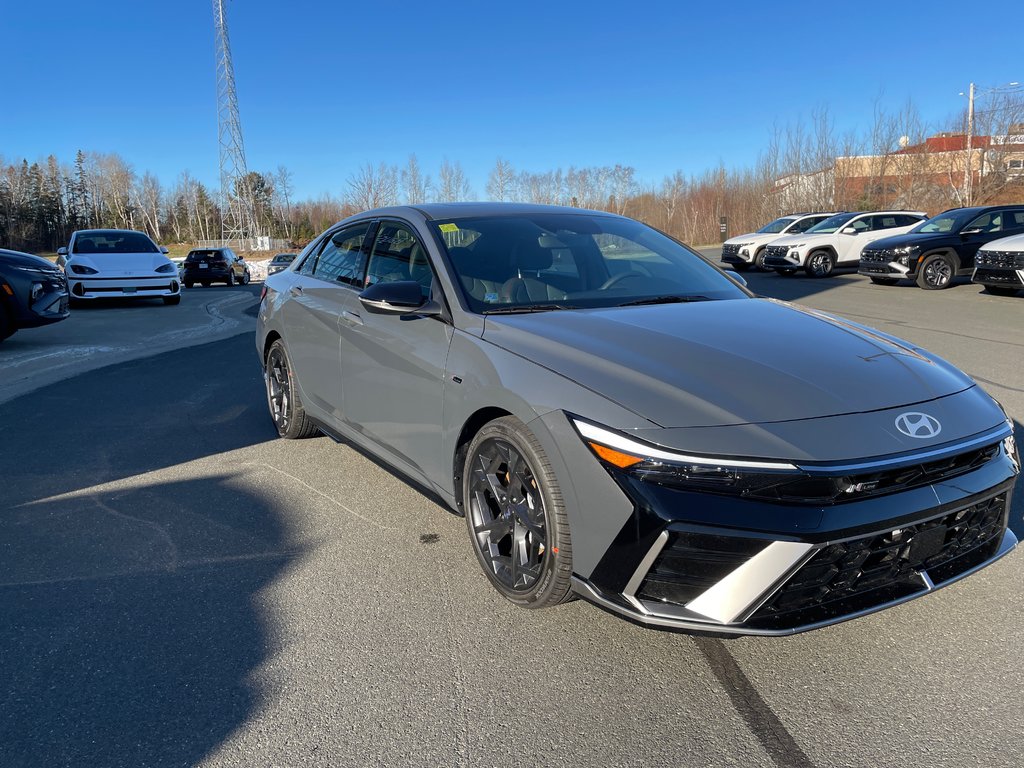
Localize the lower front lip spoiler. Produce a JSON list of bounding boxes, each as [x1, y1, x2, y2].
[[571, 527, 1018, 637]]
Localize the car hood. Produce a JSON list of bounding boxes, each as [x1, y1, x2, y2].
[[865, 231, 958, 250], [979, 232, 1024, 252], [0, 251, 62, 272], [767, 232, 833, 248], [723, 232, 784, 246], [67, 252, 173, 275], [481, 299, 974, 428]]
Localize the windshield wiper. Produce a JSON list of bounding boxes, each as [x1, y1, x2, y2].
[[483, 303, 578, 314], [617, 295, 712, 307]]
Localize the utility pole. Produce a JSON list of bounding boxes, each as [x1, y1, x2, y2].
[[963, 82, 975, 206], [213, 0, 259, 246]]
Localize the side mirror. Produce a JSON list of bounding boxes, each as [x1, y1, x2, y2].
[[729, 271, 748, 287], [358, 280, 440, 316], [160, 246, 169, 254], [841, 227, 858, 235], [57, 247, 68, 256]]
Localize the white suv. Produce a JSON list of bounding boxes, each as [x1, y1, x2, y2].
[[761, 211, 928, 278], [721, 212, 835, 271]]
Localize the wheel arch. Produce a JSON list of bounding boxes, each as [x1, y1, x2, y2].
[[452, 406, 514, 514], [915, 248, 960, 273], [261, 330, 282, 363]]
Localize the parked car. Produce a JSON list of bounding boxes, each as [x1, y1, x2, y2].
[[859, 205, 1024, 289], [972, 232, 1024, 296], [762, 210, 928, 277], [720, 212, 836, 271], [0, 248, 70, 341], [58, 229, 181, 305], [182, 247, 251, 288], [256, 202, 1018, 636], [266, 253, 297, 276]]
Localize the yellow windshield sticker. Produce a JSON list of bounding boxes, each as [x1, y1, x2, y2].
[[438, 223, 460, 233]]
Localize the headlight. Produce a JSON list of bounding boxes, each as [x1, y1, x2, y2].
[[12, 265, 58, 277], [572, 418, 803, 495], [69, 264, 99, 275], [156, 263, 176, 273]]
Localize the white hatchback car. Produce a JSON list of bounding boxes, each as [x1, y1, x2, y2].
[[761, 211, 928, 277], [58, 229, 181, 305]]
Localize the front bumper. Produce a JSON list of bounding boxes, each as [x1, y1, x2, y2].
[[69, 275, 180, 299], [574, 427, 1019, 635], [762, 245, 803, 269], [4, 273, 70, 328], [972, 252, 1024, 289], [720, 244, 749, 265], [860, 249, 914, 277]]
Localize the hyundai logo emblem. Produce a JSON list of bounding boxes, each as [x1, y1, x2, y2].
[[895, 412, 942, 439]]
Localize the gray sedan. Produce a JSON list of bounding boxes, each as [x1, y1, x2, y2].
[[256, 203, 1019, 635]]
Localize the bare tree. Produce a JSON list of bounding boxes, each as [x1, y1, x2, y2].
[[401, 154, 431, 204], [486, 158, 516, 201], [437, 158, 472, 202], [346, 162, 399, 210]]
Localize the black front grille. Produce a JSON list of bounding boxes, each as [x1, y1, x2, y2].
[[747, 494, 1008, 629], [636, 532, 765, 607], [745, 442, 1001, 505], [721, 244, 741, 260], [976, 250, 1024, 269], [762, 245, 792, 265], [974, 268, 1023, 287], [860, 248, 891, 263]]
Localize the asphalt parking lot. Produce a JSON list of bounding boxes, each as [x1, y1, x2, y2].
[[1, 271, 1022, 768]]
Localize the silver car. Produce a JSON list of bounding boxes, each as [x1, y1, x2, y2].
[[256, 203, 1019, 635]]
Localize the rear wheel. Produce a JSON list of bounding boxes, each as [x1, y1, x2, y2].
[[226, 272, 235, 287], [805, 250, 835, 278], [916, 253, 955, 290], [241, 269, 251, 285], [162, 295, 180, 305], [463, 416, 573, 608], [264, 340, 319, 439], [982, 285, 1019, 297], [869, 276, 899, 286]]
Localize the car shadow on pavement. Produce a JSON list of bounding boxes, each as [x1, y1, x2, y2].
[[0, 334, 297, 766]]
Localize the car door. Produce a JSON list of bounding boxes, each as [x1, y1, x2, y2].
[[338, 219, 454, 488], [962, 208, 1024, 269], [834, 214, 872, 263], [279, 221, 375, 424]]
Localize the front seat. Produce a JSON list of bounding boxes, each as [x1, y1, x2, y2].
[[501, 239, 567, 303]]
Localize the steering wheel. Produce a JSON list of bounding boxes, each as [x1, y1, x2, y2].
[[600, 271, 648, 290]]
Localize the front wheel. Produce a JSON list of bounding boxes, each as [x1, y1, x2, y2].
[[805, 250, 835, 278], [241, 269, 251, 285], [916, 254, 955, 290], [462, 416, 573, 608], [226, 272, 235, 287], [264, 340, 320, 439], [753, 248, 768, 270]]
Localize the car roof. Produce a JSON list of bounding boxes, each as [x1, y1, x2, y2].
[[72, 229, 153, 236], [344, 202, 626, 223]]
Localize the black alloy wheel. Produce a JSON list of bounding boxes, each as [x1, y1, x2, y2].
[[916, 253, 955, 290], [264, 340, 319, 439], [753, 248, 768, 270], [242, 269, 251, 285], [869, 276, 899, 286], [226, 271, 235, 287], [463, 417, 572, 608], [805, 250, 835, 278]]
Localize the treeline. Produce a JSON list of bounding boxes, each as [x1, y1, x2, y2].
[[3, 96, 1022, 253]]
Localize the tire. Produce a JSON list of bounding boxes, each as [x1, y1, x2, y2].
[[869, 276, 899, 286], [241, 269, 251, 285], [462, 416, 573, 608], [184, 280, 194, 289], [226, 272, 235, 287], [162, 295, 181, 306], [982, 285, 1019, 297], [201, 281, 210, 288], [753, 248, 768, 271], [0, 302, 14, 342], [805, 250, 835, 278], [775, 268, 797, 276], [264, 339, 319, 439], [916, 253, 955, 290]]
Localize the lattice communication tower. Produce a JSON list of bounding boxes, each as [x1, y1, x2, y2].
[[213, 0, 259, 242]]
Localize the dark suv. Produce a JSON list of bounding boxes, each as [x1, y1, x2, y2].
[[182, 248, 251, 288], [859, 205, 1024, 289]]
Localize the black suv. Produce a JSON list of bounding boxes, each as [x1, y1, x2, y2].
[[859, 205, 1024, 289], [0, 249, 70, 341], [182, 248, 251, 288]]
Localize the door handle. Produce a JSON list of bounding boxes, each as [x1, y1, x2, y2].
[[289, 285, 303, 297], [341, 309, 363, 326]]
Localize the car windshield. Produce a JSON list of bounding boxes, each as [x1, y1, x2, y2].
[[272, 254, 296, 263], [430, 213, 747, 314], [805, 212, 858, 234], [756, 217, 798, 234], [72, 231, 159, 254], [910, 211, 973, 234]]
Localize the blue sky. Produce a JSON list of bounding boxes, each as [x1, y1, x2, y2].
[[5, 1, 1019, 200]]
